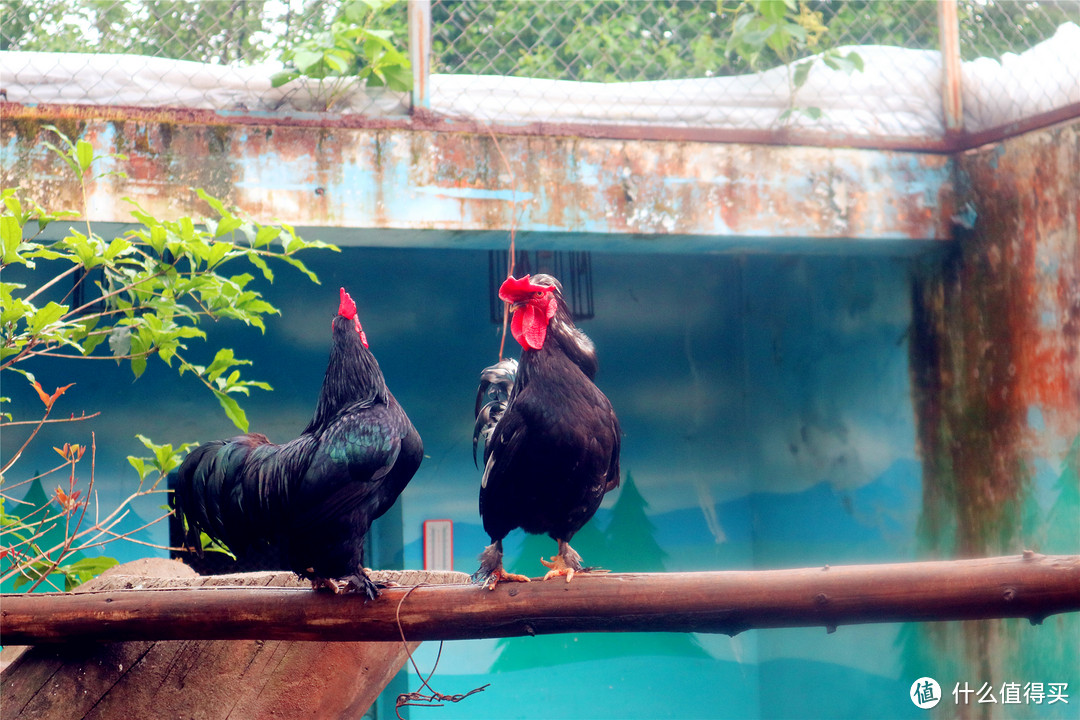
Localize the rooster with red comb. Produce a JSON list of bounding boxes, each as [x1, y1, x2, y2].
[[473, 274, 621, 588], [172, 288, 422, 598]]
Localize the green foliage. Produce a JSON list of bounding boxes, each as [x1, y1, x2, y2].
[[1, 0, 269, 63], [271, 0, 412, 109], [1, 127, 336, 591], [11, 554, 120, 592], [1, 125, 336, 432], [724, 0, 864, 122], [127, 434, 193, 484], [432, 1, 739, 82]]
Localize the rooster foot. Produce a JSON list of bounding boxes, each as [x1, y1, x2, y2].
[[308, 573, 382, 599], [473, 541, 531, 590], [342, 572, 383, 600], [480, 567, 532, 591], [540, 540, 588, 583], [540, 554, 576, 583], [310, 576, 344, 593]]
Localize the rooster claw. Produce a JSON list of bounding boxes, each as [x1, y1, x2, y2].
[[309, 572, 382, 599], [474, 568, 531, 591], [540, 554, 576, 583], [310, 576, 344, 593]]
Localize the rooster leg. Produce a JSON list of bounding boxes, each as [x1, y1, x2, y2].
[[473, 540, 531, 590], [342, 570, 384, 600], [540, 539, 585, 583], [310, 576, 343, 593], [307, 569, 383, 599]]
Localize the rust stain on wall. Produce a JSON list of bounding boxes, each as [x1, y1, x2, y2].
[[913, 119, 1079, 556], [907, 118, 1079, 717]]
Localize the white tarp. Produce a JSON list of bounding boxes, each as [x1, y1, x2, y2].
[[2, 22, 1077, 139]]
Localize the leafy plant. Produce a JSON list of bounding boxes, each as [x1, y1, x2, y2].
[[0, 126, 336, 591], [724, 0, 864, 123], [271, 0, 412, 110], [2, 126, 335, 430]]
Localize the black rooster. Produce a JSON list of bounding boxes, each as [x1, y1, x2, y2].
[[474, 274, 620, 588], [172, 288, 422, 598]]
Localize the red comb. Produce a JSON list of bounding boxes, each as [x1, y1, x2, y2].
[[336, 288, 367, 347], [498, 274, 554, 303], [338, 287, 357, 319]]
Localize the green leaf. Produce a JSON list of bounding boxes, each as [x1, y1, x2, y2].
[[178, 217, 195, 243], [194, 189, 229, 217], [148, 225, 167, 254], [206, 348, 243, 382], [1, 214, 23, 264], [75, 139, 95, 175], [214, 216, 242, 238], [253, 225, 281, 248], [103, 237, 132, 261], [381, 64, 413, 92], [760, 0, 790, 23], [27, 301, 68, 334], [279, 254, 322, 284], [293, 49, 325, 74], [131, 353, 148, 379], [323, 51, 351, 74], [199, 531, 236, 559], [42, 139, 81, 178], [60, 556, 120, 589], [246, 253, 274, 282], [82, 331, 107, 355], [2, 191, 25, 221], [12, 561, 55, 590], [127, 455, 149, 482], [271, 70, 299, 88], [214, 389, 249, 432], [793, 61, 812, 89]]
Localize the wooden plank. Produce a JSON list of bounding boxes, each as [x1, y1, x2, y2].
[[2, 554, 1077, 647], [1, 560, 467, 720]]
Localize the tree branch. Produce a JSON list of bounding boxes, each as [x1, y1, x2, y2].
[[1, 554, 1077, 645]]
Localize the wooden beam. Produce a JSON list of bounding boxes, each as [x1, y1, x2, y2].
[[0, 561, 430, 720], [2, 554, 1077, 646]]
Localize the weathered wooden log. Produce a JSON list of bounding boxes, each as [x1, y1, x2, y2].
[[2, 553, 1077, 646], [0, 560, 469, 720]]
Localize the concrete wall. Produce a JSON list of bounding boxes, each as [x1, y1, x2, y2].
[[2, 108, 952, 252]]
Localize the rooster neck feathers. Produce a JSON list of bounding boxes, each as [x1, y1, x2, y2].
[[304, 313, 388, 434]]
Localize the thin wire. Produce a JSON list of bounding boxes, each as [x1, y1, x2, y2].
[[394, 583, 489, 717], [487, 128, 519, 361]]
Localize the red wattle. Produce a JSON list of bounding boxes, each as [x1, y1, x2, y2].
[[511, 305, 548, 350]]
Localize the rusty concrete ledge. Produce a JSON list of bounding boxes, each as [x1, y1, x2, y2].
[[1, 103, 955, 248]]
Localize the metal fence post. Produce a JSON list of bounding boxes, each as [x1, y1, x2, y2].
[[937, 0, 965, 137], [408, 0, 432, 111]]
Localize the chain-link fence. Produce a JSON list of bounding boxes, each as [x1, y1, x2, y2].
[[2, 0, 1078, 145]]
